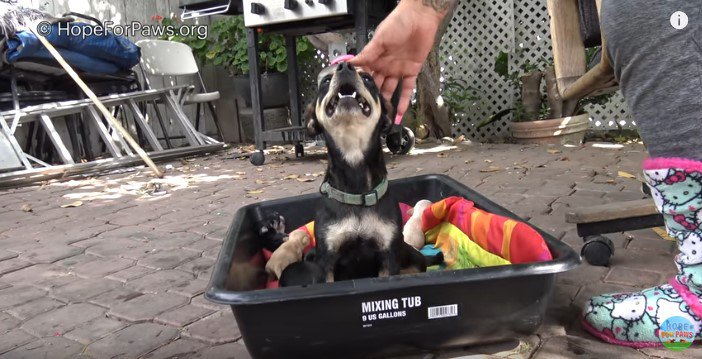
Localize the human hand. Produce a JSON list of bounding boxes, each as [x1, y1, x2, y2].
[[349, 0, 447, 124]]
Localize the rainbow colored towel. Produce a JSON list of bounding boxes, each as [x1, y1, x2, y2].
[[282, 196, 552, 272], [425, 222, 511, 269], [420, 196, 553, 264]]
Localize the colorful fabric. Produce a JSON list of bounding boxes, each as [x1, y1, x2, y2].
[[582, 158, 702, 347], [419, 245, 443, 257], [424, 222, 511, 269], [420, 196, 552, 263], [265, 197, 552, 286], [419, 245, 446, 271], [297, 222, 316, 254], [399, 202, 413, 225]]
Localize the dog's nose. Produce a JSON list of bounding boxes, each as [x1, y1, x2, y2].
[[336, 62, 355, 73]]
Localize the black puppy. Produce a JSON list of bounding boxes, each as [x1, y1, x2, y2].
[[280, 261, 326, 287], [305, 61, 425, 282], [256, 211, 286, 252]]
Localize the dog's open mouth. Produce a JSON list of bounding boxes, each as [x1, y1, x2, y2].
[[326, 83, 372, 117]]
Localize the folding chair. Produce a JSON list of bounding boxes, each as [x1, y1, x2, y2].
[[136, 39, 224, 142]]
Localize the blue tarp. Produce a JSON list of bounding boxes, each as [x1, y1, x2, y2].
[[4, 22, 141, 75]]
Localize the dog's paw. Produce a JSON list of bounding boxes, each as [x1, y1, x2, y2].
[[402, 200, 432, 249]]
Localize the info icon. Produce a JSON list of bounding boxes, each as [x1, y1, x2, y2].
[[670, 11, 688, 30]]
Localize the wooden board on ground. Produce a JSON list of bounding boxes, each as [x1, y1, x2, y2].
[[565, 199, 658, 224]]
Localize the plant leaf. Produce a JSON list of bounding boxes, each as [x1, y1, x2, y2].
[[652, 227, 675, 241], [480, 166, 501, 173], [494, 51, 510, 78], [60, 201, 83, 208], [617, 171, 637, 179], [477, 108, 513, 129], [192, 39, 207, 49]]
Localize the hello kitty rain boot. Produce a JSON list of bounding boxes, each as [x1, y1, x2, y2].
[[582, 158, 702, 347]]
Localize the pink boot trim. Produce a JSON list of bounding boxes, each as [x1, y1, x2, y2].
[[643, 157, 702, 172], [580, 317, 663, 348], [669, 277, 702, 319]]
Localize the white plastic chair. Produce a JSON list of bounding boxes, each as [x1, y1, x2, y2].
[[136, 39, 223, 140]]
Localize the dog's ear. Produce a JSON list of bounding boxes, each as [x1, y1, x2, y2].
[[305, 104, 321, 137], [380, 97, 395, 134]]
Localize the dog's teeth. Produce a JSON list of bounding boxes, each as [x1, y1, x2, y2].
[[337, 93, 342, 99], [352, 91, 357, 98]]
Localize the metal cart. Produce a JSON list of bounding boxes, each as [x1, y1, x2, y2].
[[179, 0, 415, 165]]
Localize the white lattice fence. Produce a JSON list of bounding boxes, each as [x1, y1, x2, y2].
[[441, 0, 516, 140], [297, 0, 633, 141], [442, 0, 633, 140]]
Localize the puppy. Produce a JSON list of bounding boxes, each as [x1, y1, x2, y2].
[[280, 261, 326, 287], [256, 211, 286, 252], [305, 61, 425, 282]]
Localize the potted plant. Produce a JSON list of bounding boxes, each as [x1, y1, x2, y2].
[[481, 50, 612, 145]]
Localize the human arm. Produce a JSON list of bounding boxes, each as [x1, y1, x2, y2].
[[348, 0, 457, 123]]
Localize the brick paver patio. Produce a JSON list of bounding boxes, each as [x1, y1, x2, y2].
[[1, 141, 698, 358]]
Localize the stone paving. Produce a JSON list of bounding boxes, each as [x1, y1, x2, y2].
[[0, 141, 698, 358]]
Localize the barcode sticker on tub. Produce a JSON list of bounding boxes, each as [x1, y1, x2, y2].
[[428, 304, 458, 319]]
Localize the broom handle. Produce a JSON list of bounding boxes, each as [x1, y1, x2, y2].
[[28, 23, 164, 178]]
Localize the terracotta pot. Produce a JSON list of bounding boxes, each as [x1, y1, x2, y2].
[[511, 113, 590, 145]]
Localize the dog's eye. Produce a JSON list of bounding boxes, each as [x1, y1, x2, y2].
[[321, 76, 332, 85], [362, 74, 374, 85]]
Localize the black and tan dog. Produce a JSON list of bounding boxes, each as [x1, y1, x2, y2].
[[302, 61, 425, 283]]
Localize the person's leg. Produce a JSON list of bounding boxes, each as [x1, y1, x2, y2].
[[581, 1, 702, 346], [600, 1, 702, 162], [582, 160, 702, 346]]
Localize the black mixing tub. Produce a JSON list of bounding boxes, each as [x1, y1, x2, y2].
[[205, 174, 580, 358]]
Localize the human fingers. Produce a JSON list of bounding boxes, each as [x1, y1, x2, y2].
[[373, 73, 386, 93], [380, 77, 399, 102], [394, 76, 417, 125], [348, 41, 382, 68]]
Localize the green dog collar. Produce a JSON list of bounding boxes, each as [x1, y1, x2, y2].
[[319, 177, 388, 206]]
